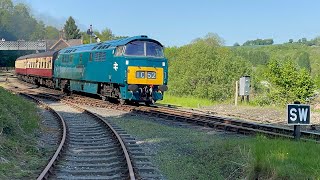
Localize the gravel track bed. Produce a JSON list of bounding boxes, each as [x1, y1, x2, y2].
[[37, 98, 130, 180], [81, 105, 167, 180], [36, 104, 61, 161], [83, 105, 242, 179]]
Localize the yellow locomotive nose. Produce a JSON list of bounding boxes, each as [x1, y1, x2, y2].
[[127, 66, 164, 85]]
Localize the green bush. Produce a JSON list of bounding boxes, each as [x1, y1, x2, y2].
[[166, 34, 252, 101], [264, 58, 315, 105]]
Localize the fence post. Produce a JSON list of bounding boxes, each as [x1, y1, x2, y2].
[[235, 81, 238, 106]]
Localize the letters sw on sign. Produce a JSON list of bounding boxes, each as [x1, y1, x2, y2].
[[287, 104, 310, 125]]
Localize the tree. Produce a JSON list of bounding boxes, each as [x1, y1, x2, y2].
[[243, 38, 274, 46], [191, 32, 225, 46], [301, 38, 307, 43], [31, 21, 46, 40], [63, 16, 81, 40], [45, 26, 59, 39], [100, 28, 114, 41], [312, 37, 320, 46], [233, 42, 240, 46], [0, 0, 13, 11], [289, 39, 293, 43], [265, 58, 314, 104], [165, 34, 251, 101], [297, 52, 311, 73]]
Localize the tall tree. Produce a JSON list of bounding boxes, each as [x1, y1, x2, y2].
[[63, 16, 81, 40]]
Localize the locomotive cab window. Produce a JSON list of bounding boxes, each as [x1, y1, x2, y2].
[[146, 42, 164, 57], [124, 41, 164, 57]]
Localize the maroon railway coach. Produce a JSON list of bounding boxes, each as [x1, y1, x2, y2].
[[15, 51, 57, 87]]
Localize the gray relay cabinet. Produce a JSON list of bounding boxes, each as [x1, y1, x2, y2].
[[239, 76, 250, 96]]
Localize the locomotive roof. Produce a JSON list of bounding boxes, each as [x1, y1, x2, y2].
[[16, 51, 57, 60], [60, 35, 163, 53]]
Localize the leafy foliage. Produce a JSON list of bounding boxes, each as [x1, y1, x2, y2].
[[264, 58, 315, 104], [166, 33, 251, 101], [243, 38, 274, 46], [297, 51, 311, 73], [45, 26, 59, 39], [0, 0, 61, 67], [63, 16, 81, 40], [167, 36, 317, 106], [82, 27, 128, 44]]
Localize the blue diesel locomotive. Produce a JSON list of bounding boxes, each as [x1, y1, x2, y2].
[[53, 35, 168, 104]]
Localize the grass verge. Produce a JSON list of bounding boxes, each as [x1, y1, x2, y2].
[[0, 87, 43, 179], [158, 94, 215, 108], [250, 136, 320, 179], [108, 114, 320, 179]]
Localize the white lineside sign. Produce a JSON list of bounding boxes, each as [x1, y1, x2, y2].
[[287, 104, 310, 125]]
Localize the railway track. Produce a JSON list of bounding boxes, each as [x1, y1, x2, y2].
[[21, 93, 136, 180], [64, 94, 320, 142], [8, 78, 320, 142]]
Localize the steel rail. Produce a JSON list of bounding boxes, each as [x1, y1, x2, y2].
[[26, 92, 136, 180], [19, 93, 67, 180], [13, 79, 320, 142], [60, 100, 136, 180]]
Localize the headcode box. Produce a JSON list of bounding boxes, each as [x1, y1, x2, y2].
[[287, 104, 310, 125]]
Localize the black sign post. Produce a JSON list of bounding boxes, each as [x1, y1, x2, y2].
[[287, 101, 311, 140]]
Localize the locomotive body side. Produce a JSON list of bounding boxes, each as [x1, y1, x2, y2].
[[54, 35, 168, 104]]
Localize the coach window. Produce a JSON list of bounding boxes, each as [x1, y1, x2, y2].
[[89, 53, 93, 61], [79, 54, 82, 62]]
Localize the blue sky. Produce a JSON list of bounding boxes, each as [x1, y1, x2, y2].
[[20, 0, 320, 47]]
